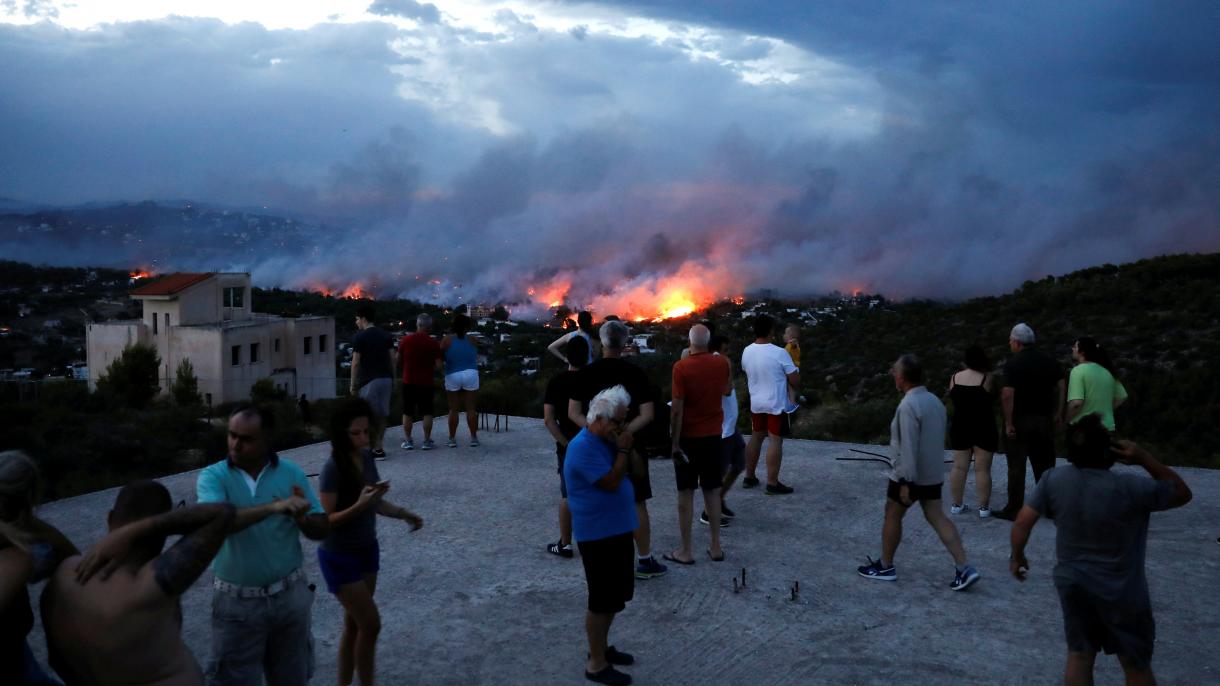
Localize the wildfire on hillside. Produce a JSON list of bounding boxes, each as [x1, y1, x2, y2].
[[311, 282, 374, 300], [129, 270, 154, 281], [527, 261, 742, 323]]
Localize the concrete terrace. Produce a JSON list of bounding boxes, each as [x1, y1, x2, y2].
[[26, 418, 1220, 685]]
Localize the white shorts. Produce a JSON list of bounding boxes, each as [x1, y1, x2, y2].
[[444, 369, 480, 392]]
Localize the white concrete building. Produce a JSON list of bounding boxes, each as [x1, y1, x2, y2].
[[87, 272, 337, 405]]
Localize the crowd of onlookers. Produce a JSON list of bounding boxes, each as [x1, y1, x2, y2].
[[0, 308, 1198, 686]]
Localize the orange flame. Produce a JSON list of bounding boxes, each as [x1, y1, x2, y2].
[[590, 261, 737, 322], [310, 282, 373, 299], [129, 270, 154, 280]]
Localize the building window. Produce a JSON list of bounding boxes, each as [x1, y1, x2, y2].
[[274, 338, 281, 353], [205, 393, 212, 406], [224, 286, 245, 308], [231, 345, 241, 366], [164, 312, 170, 330], [319, 335, 328, 353], [152, 314, 158, 335], [250, 342, 260, 363], [304, 336, 312, 355]]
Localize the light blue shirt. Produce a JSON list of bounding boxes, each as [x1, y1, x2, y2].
[[197, 455, 323, 587]]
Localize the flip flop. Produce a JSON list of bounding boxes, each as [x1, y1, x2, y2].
[[662, 552, 695, 566], [707, 549, 726, 562]]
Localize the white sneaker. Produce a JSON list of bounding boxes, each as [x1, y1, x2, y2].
[[978, 507, 992, 519], [401, 439, 415, 451], [950, 503, 966, 515]]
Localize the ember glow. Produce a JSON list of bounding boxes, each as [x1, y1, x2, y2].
[[526, 261, 739, 323], [311, 282, 374, 299], [129, 270, 153, 281]]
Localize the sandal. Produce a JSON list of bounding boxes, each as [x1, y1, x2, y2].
[[707, 549, 725, 562], [662, 552, 695, 566]]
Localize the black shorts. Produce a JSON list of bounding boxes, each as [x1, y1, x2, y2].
[[720, 432, 745, 473], [556, 443, 568, 499], [1057, 582, 1155, 668], [628, 450, 651, 503], [886, 480, 943, 505], [674, 435, 723, 491], [577, 531, 635, 614], [401, 383, 434, 418]]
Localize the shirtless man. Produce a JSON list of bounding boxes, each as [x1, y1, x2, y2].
[[41, 479, 306, 684]]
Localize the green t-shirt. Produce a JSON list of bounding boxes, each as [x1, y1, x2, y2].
[[1067, 362, 1127, 431]]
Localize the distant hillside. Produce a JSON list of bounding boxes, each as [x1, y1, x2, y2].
[[727, 253, 1219, 468]]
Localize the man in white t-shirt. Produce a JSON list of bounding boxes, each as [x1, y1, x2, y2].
[[740, 315, 799, 495]]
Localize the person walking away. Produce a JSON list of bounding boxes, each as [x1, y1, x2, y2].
[[351, 305, 396, 459], [1065, 337, 1127, 431], [995, 323, 1065, 520], [317, 398, 423, 686], [564, 386, 639, 686], [740, 315, 799, 495], [543, 336, 590, 558], [567, 320, 667, 580], [857, 355, 981, 591], [398, 314, 442, 451], [1010, 414, 1191, 686], [441, 314, 481, 448], [196, 404, 330, 686], [947, 345, 999, 518], [0, 451, 79, 685], [42, 481, 238, 685], [665, 325, 730, 565]]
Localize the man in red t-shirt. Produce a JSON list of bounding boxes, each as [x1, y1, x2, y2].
[[397, 313, 442, 450], [666, 324, 731, 564]]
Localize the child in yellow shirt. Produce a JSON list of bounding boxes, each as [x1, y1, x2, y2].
[[784, 324, 801, 412]]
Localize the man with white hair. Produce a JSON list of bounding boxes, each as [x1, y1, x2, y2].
[[995, 323, 1065, 520], [564, 385, 639, 686], [569, 320, 667, 580], [398, 313, 441, 451], [666, 324, 731, 564]]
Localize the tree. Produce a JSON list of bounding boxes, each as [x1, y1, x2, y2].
[[170, 359, 203, 407], [250, 377, 288, 404], [492, 304, 510, 321], [96, 344, 161, 409]]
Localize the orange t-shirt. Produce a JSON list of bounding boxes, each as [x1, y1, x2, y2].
[[672, 352, 730, 438]]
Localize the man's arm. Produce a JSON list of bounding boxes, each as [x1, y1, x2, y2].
[[296, 513, 329, 541], [1065, 399, 1084, 423], [670, 397, 685, 453], [546, 332, 573, 365], [1054, 378, 1066, 424], [73, 503, 236, 593], [786, 370, 800, 390], [1113, 441, 1192, 508], [894, 404, 919, 484], [594, 444, 631, 491], [349, 352, 361, 394], [627, 400, 654, 435], [543, 403, 568, 445], [1001, 386, 1016, 437], [568, 398, 587, 429], [1009, 505, 1041, 581], [230, 498, 306, 533]]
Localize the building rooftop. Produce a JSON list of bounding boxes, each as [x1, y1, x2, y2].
[[129, 272, 215, 297], [25, 419, 1220, 685]]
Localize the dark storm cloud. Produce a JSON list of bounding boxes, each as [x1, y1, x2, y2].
[[1, 2, 1218, 308]]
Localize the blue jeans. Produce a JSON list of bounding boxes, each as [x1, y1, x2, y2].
[[206, 576, 315, 686], [23, 640, 62, 686]]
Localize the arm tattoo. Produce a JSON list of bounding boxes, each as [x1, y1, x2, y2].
[[152, 503, 236, 596]]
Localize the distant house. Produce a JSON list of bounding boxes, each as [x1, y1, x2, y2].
[[87, 272, 337, 405]]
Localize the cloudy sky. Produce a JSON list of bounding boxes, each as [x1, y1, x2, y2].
[[2, 1, 1218, 312]]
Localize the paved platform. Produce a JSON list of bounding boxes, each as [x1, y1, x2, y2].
[[26, 417, 1220, 685]]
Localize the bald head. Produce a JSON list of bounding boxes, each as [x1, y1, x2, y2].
[[688, 324, 711, 351]]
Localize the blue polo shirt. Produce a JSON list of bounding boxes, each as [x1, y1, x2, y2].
[[197, 454, 324, 587], [563, 429, 637, 543]]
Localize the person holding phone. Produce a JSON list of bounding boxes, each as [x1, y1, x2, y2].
[[318, 397, 424, 686]]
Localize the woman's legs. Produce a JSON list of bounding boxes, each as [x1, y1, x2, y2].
[[335, 573, 381, 686], [464, 389, 478, 440], [447, 390, 461, 440], [949, 450, 972, 506], [973, 449, 994, 510]]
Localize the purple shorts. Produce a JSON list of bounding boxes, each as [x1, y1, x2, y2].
[[317, 543, 380, 593]]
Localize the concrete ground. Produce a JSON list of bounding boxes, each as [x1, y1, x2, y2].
[[25, 417, 1220, 685]]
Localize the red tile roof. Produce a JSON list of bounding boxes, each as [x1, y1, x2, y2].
[[130, 272, 214, 297]]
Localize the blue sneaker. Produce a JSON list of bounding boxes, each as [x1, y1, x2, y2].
[[635, 556, 668, 579], [950, 565, 981, 591], [857, 556, 897, 581]]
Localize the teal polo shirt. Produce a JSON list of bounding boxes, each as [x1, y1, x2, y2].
[[196, 455, 324, 587]]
